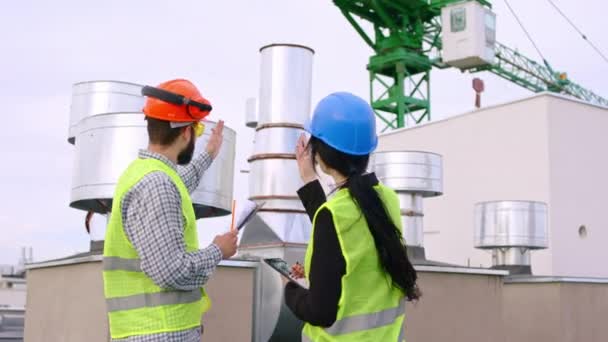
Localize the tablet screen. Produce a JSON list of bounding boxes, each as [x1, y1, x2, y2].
[[263, 258, 308, 289]]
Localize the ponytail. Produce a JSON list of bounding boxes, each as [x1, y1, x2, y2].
[[346, 174, 420, 301], [310, 136, 420, 300]]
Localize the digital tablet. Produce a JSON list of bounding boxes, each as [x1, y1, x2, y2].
[[263, 258, 308, 289]]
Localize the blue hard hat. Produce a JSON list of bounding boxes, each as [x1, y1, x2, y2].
[[306, 92, 377, 155]]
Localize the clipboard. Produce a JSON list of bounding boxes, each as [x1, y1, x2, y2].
[[235, 201, 266, 231]]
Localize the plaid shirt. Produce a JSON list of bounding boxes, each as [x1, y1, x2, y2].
[[113, 150, 222, 342]]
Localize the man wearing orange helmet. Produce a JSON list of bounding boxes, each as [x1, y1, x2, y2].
[[102, 79, 237, 341]]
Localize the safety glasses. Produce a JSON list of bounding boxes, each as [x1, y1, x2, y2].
[[192, 121, 205, 137], [169, 121, 205, 137]]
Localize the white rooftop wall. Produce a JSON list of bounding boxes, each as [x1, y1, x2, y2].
[[378, 93, 608, 277]]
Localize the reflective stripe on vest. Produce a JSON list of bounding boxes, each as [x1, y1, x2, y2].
[[301, 300, 405, 341], [103, 257, 142, 272], [324, 299, 405, 336], [103, 256, 201, 312], [106, 289, 202, 312]]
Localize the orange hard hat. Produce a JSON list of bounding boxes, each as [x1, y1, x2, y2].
[[142, 79, 212, 122]]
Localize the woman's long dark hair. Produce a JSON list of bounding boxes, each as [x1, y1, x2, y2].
[[310, 136, 420, 301]]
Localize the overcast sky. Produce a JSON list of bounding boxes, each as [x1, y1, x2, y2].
[[0, 0, 606, 265]]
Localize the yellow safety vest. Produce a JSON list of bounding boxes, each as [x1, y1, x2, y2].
[[302, 184, 406, 342], [103, 158, 210, 339]]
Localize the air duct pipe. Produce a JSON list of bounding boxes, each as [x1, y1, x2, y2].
[[370, 151, 443, 260], [239, 44, 315, 262], [67, 80, 237, 249], [474, 200, 548, 274]]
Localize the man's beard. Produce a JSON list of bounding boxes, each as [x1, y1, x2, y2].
[[177, 135, 196, 165]]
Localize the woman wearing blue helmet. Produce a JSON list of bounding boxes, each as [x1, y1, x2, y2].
[[284, 92, 420, 341]]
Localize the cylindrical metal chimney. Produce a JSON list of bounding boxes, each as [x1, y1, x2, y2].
[[238, 44, 315, 342], [248, 44, 314, 212], [474, 200, 548, 274], [68, 81, 237, 220], [370, 151, 443, 260], [240, 44, 314, 257], [68, 81, 144, 144], [245, 98, 258, 128], [15, 247, 27, 274]]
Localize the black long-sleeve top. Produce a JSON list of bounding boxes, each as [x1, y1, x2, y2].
[[284, 174, 379, 327]]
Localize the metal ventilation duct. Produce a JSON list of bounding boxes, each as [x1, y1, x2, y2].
[[245, 98, 258, 128], [475, 200, 548, 274], [68, 81, 144, 144], [68, 81, 236, 220], [237, 43, 315, 342], [240, 44, 314, 259], [370, 151, 443, 259]]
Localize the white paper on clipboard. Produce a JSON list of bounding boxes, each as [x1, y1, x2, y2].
[[235, 200, 265, 231]]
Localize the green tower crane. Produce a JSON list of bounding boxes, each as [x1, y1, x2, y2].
[[333, 0, 608, 131]]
